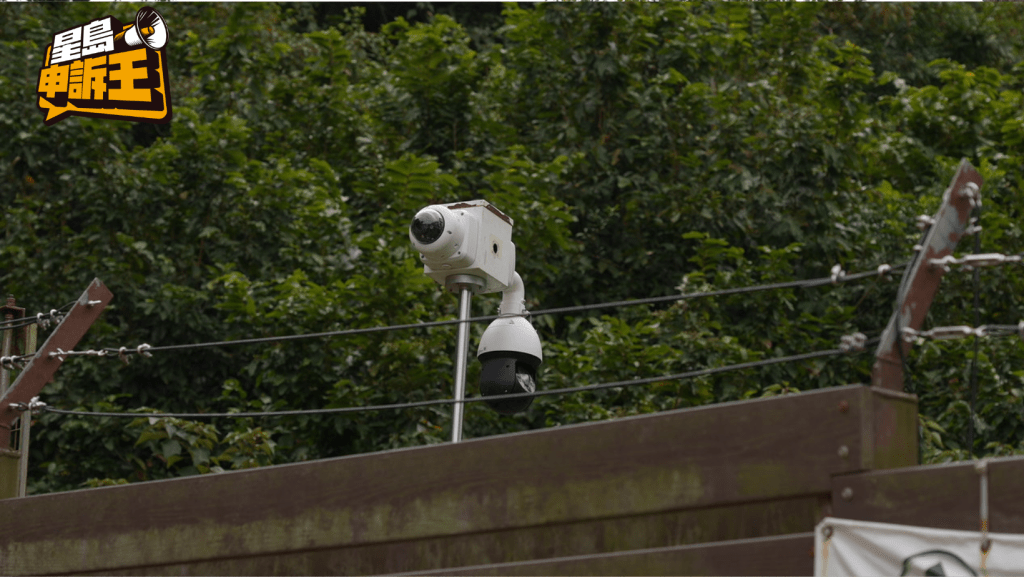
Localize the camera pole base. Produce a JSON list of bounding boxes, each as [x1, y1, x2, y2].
[[444, 274, 486, 295], [445, 275, 484, 443]]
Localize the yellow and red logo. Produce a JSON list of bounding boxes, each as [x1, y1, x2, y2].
[[36, 7, 172, 126]]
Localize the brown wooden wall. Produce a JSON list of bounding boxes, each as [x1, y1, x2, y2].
[[833, 456, 1024, 534], [409, 533, 818, 576], [0, 385, 918, 576]]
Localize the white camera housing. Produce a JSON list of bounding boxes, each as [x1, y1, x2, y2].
[[478, 316, 543, 361], [409, 200, 516, 294], [477, 272, 543, 414]]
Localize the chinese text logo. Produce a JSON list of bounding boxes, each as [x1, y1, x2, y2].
[[37, 7, 172, 126]]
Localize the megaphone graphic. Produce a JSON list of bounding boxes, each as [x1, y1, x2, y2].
[[114, 7, 168, 51]]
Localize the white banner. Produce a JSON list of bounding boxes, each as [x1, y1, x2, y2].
[[815, 517, 1024, 576]]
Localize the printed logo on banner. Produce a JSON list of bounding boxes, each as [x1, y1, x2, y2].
[[900, 550, 977, 576], [36, 7, 172, 126]]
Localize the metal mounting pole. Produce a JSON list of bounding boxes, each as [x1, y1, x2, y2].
[[16, 403, 31, 498], [0, 322, 11, 398], [446, 274, 484, 443], [0, 295, 25, 499], [15, 324, 36, 498], [0, 295, 22, 398], [452, 287, 472, 443]]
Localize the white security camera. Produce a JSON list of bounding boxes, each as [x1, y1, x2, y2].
[[409, 200, 515, 294], [410, 200, 541, 418], [477, 272, 543, 414]]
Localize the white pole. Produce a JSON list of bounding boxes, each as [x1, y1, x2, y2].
[[451, 287, 472, 443]]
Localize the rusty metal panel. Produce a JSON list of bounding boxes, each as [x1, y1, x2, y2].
[[872, 160, 982, 391], [832, 456, 1024, 533], [406, 533, 816, 576], [0, 384, 903, 575], [0, 279, 112, 448]]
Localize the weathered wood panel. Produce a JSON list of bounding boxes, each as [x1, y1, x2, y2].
[[0, 385, 915, 575], [832, 455, 1024, 533], [86, 497, 829, 576], [407, 532, 816, 576], [867, 387, 919, 469], [0, 450, 17, 500]]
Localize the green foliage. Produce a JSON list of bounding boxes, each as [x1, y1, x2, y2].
[[818, 4, 1023, 88], [2, 2, 1024, 495], [83, 412, 280, 486]]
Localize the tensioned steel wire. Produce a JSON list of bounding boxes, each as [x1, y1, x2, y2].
[[0, 301, 76, 330], [11, 262, 906, 363], [9, 262, 902, 418], [0, 317, 40, 330], [40, 336, 880, 419]]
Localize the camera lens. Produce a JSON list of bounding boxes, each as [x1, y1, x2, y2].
[[480, 355, 537, 414], [410, 209, 445, 244]]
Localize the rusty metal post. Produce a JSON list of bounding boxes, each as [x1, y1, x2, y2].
[[871, 160, 983, 392], [0, 280, 112, 453], [0, 296, 26, 499], [15, 402, 31, 498], [1, 311, 10, 398], [15, 324, 36, 498], [0, 295, 25, 398]]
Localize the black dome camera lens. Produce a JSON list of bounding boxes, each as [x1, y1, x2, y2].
[[479, 353, 539, 414], [411, 209, 445, 244]]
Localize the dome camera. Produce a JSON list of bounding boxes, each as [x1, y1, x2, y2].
[[409, 204, 467, 263], [477, 272, 542, 414], [410, 208, 446, 245]]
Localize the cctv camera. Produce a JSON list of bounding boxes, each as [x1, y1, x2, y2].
[[410, 204, 466, 261], [477, 272, 542, 414], [409, 200, 515, 294]]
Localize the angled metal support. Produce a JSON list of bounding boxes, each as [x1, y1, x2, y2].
[[0, 279, 112, 499], [871, 160, 983, 392]]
